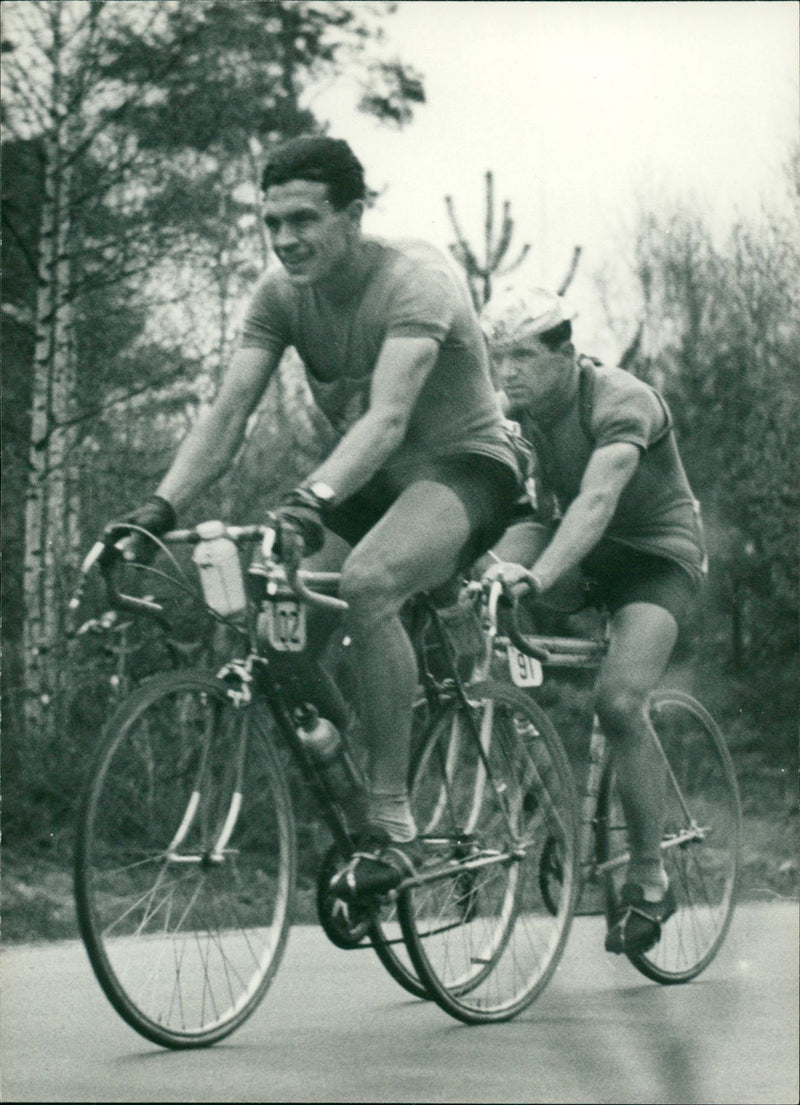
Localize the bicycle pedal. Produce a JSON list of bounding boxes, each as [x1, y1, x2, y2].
[[316, 843, 379, 949]]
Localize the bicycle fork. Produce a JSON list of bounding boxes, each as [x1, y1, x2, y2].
[[166, 659, 252, 865]]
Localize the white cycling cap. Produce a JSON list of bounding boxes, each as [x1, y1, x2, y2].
[[482, 285, 576, 344]]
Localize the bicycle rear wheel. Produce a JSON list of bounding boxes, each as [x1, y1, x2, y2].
[[75, 670, 296, 1048], [598, 689, 741, 984], [369, 898, 429, 999], [399, 681, 579, 1024], [367, 695, 434, 1000]]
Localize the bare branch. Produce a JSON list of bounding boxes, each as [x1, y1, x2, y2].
[[557, 246, 583, 295], [619, 322, 644, 371], [498, 242, 531, 276]]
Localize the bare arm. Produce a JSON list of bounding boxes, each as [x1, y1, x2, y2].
[[529, 442, 641, 591], [156, 346, 282, 513], [306, 335, 440, 502]]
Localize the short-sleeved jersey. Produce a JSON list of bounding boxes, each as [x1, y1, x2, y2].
[[239, 237, 519, 480], [518, 358, 706, 583]]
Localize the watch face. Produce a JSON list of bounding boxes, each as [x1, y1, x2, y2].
[[309, 482, 336, 505]]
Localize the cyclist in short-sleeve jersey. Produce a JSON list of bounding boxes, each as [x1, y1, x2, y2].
[[103, 136, 522, 902], [482, 287, 707, 956], [239, 237, 515, 468]]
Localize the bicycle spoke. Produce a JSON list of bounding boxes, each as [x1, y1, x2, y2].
[[600, 690, 741, 984], [399, 681, 579, 1023], [75, 672, 296, 1048]]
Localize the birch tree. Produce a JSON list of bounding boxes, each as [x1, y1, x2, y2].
[[4, 2, 95, 733], [2, 0, 425, 785], [3, 0, 204, 736]]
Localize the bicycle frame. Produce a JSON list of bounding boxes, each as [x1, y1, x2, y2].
[[74, 524, 587, 898], [78, 523, 515, 873]]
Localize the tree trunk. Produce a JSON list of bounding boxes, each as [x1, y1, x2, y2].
[[22, 9, 79, 742]]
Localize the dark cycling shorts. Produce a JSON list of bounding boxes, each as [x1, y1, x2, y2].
[[582, 540, 702, 629], [326, 453, 520, 579]]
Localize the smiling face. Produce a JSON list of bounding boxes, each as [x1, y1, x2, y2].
[[262, 179, 363, 287], [495, 336, 578, 422]]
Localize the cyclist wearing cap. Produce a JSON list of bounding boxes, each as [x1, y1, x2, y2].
[[104, 136, 523, 901], [482, 287, 707, 955]]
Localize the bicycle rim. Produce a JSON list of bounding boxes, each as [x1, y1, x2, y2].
[[75, 670, 296, 1048], [600, 689, 741, 983], [399, 681, 579, 1023]]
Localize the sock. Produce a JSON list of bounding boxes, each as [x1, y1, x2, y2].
[[628, 859, 669, 902], [367, 789, 417, 844]]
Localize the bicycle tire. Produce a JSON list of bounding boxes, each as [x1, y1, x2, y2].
[[313, 840, 427, 999], [75, 670, 296, 1048], [398, 680, 579, 1024], [598, 689, 741, 984], [368, 898, 430, 1000]]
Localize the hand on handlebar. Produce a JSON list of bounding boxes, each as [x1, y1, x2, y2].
[[270, 519, 306, 570], [271, 487, 326, 559], [481, 562, 552, 663], [102, 495, 177, 565], [482, 560, 543, 602]]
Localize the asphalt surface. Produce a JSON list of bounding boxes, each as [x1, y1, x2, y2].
[[1, 901, 797, 1103]]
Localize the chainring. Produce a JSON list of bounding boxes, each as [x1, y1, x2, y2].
[[316, 843, 379, 950]]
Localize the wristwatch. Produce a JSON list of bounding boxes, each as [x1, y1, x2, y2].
[[304, 481, 337, 508]]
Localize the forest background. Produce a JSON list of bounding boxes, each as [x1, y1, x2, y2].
[[2, 0, 797, 938]]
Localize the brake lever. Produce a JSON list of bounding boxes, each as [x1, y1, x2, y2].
[[68, 540, 115, 616]]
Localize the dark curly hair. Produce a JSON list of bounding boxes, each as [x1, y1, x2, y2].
[[260, 136, 367, 211]]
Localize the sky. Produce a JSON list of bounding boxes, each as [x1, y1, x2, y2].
[[308, 0, 799, 352]]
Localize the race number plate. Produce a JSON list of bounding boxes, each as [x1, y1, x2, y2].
[[261, 600, 306, 652], [507, 643, 543, 687]]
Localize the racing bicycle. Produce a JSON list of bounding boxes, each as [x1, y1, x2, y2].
[[72, 521, 580, 1046], [473, 582, 742, 992]]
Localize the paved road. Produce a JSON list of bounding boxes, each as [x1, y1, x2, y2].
[[2, 901, 797, 1104]]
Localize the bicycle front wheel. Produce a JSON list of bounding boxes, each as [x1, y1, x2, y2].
[[399, 681, 579, 1024], [598, 689, 741, 984], [75, 670, 296, 1048]]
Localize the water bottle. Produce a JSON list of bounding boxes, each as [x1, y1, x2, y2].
[[192, 521, 247, 617], [294, 703, 365, 817]]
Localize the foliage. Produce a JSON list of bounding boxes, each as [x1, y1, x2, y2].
[[600, 176, 799, 760], [1, 0, 425, 845]]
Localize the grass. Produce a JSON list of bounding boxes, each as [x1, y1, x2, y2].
[[1, 846, 324, 944], [2, 746, 797, 945], [4, 651, 797, 943]]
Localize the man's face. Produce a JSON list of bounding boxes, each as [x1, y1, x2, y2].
[[495, 336, 574, 420], [262, 179, 362, 285]]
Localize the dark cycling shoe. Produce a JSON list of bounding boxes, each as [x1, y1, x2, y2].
[[317, 844, 379, 949], [329, 827, 421, 902], [605, 882, 677, 955]]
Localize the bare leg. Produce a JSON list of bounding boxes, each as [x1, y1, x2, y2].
[[594, 601, 678, 895], [339, 479, 477, 831]]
